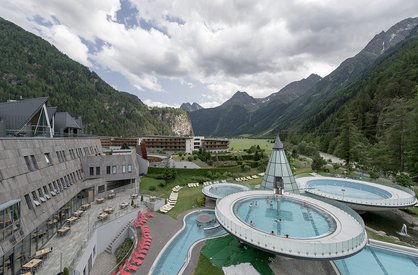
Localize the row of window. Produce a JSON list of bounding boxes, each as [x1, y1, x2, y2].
[[23, 146, 99, 173], [24, 169, 83, 210], [89, 165, 133, 176]]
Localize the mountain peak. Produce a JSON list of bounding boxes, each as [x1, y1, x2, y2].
[[362, 16, 418, 56], [180, 102, 203, 112], [221, 91, 259, 107]]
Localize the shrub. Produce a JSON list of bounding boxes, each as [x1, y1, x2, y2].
[[395, 173, 413, 187], [149, 186, 156, 191], [196, 195, 205, 206], [188, 156, 193, 161], [63, 267, 69, 275], [158, 181, 166, 187], [115, 238, 133, 264]]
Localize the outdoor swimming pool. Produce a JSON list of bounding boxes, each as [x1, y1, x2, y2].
[[150, 210, 226, 275], [307, 179, 392, 200], [233, 196, 336, 239], [202, 183, 250, 199], [334, 245, 418, 275]]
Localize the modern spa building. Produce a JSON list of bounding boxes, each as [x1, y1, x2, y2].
[[0, 97, 145, 275]]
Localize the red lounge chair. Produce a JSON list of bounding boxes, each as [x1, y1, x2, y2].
[[137, 249, 148, 254], [139, 244, 150, 250], [130, 255, 143, 265], [112, 272, 116, 275], [125, 259, 138, 271], [146, 210, 154, 218], [137, 244, 149, 250], [119, 264, 131, 275]]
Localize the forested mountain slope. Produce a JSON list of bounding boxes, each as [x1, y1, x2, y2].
[[0, 17, 191, 136]]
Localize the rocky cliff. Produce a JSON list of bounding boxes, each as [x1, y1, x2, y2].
[[150, 107, 194, 136]]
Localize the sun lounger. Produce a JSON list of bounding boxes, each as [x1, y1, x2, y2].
[[125, 259, 138, 271], [119, 264, 131, 275], [130, 255, 143, 265]]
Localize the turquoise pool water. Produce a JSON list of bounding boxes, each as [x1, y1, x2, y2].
[[335, 245, 418, 275], [307, 179, 391, 200], [233, 196, 336, 239], [208, 185, 246, 197], [151, 210, 226, 275]]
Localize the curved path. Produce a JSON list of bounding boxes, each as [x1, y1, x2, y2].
[[297, 176, 417, 211], [202, 182, 250, 200], [216, 190, 367, 259]]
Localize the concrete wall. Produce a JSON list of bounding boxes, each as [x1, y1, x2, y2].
[[0, 137, 101, 257], [73, 210, 137, 275]]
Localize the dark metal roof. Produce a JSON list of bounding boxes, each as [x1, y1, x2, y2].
[[47, 107, 58, 122], [273, 133, 283, 150], [0, 97, 48, 130], [54, 112, 82, 130]]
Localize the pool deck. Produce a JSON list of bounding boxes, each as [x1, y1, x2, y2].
[[202, 182, 250, 200], [297, 176, 417, 210], [133, 212, 183, 274], [216, 190, 367, 259]]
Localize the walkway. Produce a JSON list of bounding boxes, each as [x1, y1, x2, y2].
[[36, 188, 141, 275], [134, 212, 184, 274]]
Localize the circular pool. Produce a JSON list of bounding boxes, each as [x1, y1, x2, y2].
[[202, 183, 250, 200], [234, 196, 336, 239], [216, 190, 367, 259], [297, 177, 417, 211]]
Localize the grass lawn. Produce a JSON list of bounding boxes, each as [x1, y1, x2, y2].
[[402, 206, 418, 216], [366, 229, 415, 248], [194, 254, 223, 275], [229, 138, 274, 155], [199, 235, 274, 275]]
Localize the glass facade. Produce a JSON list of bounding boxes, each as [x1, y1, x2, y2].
[[0, 192, 85, 275]]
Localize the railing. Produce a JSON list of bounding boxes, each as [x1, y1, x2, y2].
[[215, 192, 367, 259], [105, 221, 137, 275], [68, 208, 138, 274], [300, 177, 417, 207]]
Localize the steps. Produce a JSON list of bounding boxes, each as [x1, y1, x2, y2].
[[105, 222, 130, 254]]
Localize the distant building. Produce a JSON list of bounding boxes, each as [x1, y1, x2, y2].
[[140, 136, 229, 154]]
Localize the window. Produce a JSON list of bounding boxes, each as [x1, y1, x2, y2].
[[38, 189, 46, 202], [89, 167, 94, 176], [32, 191, 40, 206], [96, 167, 100, 175], [25, 194, 33, 210], [98, 185, 105, 193], [44, 153, 52, 166], [30, 155, 38, 169], [43, 186, 50, 199], [127, 165, 132, 173], [112, 165, 117, 174], [106, 166, 111, 175], [122, 165, 126, 173], [48, 183, 56, 196], [62, 151, 67, 161], [24, 156, 32, 171]]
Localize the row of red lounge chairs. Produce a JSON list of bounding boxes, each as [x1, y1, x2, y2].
[[113, 209, 154, 275]]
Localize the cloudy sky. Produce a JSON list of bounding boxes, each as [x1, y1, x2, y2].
[[1, 1, 417, 107]]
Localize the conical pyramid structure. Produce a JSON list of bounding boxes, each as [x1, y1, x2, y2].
[[260, 134, 299, 194]]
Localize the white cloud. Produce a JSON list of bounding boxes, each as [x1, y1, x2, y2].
[[1, 0, 418, 105], [143, 99, 178, 108]]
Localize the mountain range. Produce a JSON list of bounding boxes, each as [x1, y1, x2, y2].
[[180, 102, 203, 112], [189, 73, 322, 136], [189, 17, 418, 138]]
